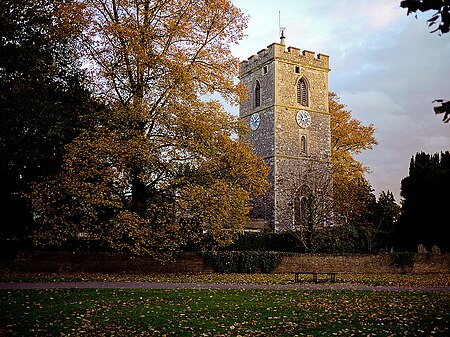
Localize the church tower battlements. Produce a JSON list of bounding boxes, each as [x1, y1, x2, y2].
[[240, 43, 329, 76], [239, 38, 332, 232]]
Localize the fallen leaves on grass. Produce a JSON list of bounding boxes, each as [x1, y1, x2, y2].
[[1, 272, 450, 288], [1, 288, 449, 336]]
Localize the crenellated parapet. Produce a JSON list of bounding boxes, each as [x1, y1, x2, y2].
[[240, 42, 329, 76], [282, 45, 329, 70], [239, 44, 275, 76]]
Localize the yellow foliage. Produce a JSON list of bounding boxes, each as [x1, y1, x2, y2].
[[28, 0, 268, 261], [330, 92, 378, 220]]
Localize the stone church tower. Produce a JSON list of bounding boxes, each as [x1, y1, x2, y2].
[[239, 35, 332, 232]]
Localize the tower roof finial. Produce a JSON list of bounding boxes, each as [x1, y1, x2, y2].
[[279, 10, 285, 45]]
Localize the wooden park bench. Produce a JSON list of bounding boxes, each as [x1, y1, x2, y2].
[[294, 271, 337, 284]]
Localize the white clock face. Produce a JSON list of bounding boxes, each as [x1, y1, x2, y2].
[[250, 113, 260, 130], [296, 110, 311, 128]]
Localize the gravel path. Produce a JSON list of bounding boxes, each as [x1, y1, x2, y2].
[[1, 282, 449, 291]]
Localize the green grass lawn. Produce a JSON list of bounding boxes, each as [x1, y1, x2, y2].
[[1, 288, 449, 336]]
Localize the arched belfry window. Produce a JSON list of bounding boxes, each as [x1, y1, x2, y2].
[[300, 135, 307, 155], [297, 77, 309, 107], [254, 81, 261, 108]]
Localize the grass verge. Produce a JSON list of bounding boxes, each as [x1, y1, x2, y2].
[[1, 272, 450, 288], [1, 288, 449, 336]]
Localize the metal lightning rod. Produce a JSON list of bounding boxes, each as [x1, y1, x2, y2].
[[279, 10, 286, 44]]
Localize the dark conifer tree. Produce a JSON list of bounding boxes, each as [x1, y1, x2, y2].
[[397, 151, 450, 251], [0, 0, 96, 241]]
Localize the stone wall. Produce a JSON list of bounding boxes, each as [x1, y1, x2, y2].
[[1, 252, 448, 274], [413, 253, 450, 274], [273, 253, 450, 274], [1, 251, 213, 274]]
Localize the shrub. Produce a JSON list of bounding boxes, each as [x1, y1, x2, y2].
[[314, 225, 364, 253], [392, 252, 415, 270], [225, 233, 302, 252], [203, 251, 286, 273]]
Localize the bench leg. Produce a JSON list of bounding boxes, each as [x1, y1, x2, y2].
[[331, 274, 336, 283], [313, 273, 318, 283]]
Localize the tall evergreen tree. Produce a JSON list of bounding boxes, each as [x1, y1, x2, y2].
[[365, 191, 401, 252], [0, 0, 96, 240], [397, 151, 450, 251], [374, 191, 401, 234]]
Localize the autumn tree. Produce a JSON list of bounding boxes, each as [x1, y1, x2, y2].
[[282, 93, 377, 252], [0, 0, 97, 241], [329, 92, 378, 225], [28, 0, 268, 259]]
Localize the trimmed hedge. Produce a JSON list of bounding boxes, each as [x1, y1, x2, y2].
[[227, 226, 393, 254], [225, 233, 302, 252], [203, 251, 286, 273]]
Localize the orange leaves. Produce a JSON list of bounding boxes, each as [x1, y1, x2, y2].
[[330, 92, 378, 220], [26, 1, 265, 259], [172, 101, 268, 248], [28, 98, 268, 259], [65, 0, 248, 105], [52, 1, 87, 41], [330, 91, 377, 158]]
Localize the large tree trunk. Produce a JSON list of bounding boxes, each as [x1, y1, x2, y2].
[[131, 172, 147, 218]]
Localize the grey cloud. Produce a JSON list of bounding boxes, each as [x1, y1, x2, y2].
[[232, 0, 450, 202]]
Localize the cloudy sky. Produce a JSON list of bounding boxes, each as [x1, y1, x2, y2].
[[229, 0, 450, 202]]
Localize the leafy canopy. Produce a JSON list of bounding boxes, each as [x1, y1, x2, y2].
[[400, 1, 450, 123], [0, 0, 97, 239], [400, 0, 450, 34], [329, 92, 378, 223], [28, 0, 269, 259]]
